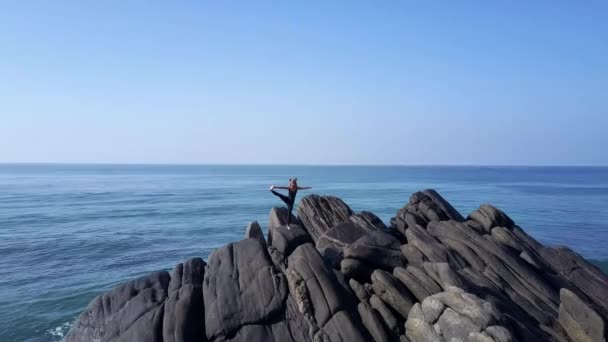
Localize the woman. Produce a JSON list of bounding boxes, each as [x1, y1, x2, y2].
[[269, 178, 311, 229]]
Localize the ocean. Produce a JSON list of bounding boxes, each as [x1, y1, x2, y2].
[[0, 164, 607, 341]]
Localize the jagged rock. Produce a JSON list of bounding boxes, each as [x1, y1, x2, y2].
[[269, 206, 301, 230], [286, 242, 367, 341], [349, 278, 372, 302], [542, 246, 608, 316], [427, 219, 562, 324], [437, 307, 482, 341], [400, 244, 425, 267], [423, 262, 468, 291], [321, 310, 368, 342], [66, 271, 171, 342], [340, 258, 374, 280], [393, 266, 441, 302], [268, 223, 312, 257], [559, 288, 605, 342], [163, 258, 206, 342], [297, 195, 353, 242], [468, 204, 515, 232], [358, 300, 391, 342], [245, 221, 267, 248], [343, 231, 403, 270], [421, 296, 445, 324], [316, 221, 370, 267], [405, 304, 445, 342], [432, 287, 500, 327], [371, 270, 416, 319], [370, 294, 400, 335], [203, 238, 288, 341], [397, 189, 465, 224], [350, 211, 387, 231]]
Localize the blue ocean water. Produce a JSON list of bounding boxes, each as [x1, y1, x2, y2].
[[1, 164, 607, 341]]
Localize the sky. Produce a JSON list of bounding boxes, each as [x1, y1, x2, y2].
[[1, 1, 607, 165]]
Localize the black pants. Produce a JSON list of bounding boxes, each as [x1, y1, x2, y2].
[[271, 190, 295, 225]]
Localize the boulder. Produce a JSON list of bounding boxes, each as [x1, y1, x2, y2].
[[163, 258, 206, 342], [468, 204, 515, 233], [405, 304, 445, 342], [286, 243, 367, 341], [66, 271, 170, 342], [297, 195, 353, 242], [343, 231, 403, 270], [203, 238, 288, 341], [396, 190, 465, 225], [316, 221, 371, 267]]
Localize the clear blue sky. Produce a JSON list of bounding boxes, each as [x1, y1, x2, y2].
[[1, 1, 607, 165]]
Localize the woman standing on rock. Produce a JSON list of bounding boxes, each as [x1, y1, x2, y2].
[[269, 178, 311, 229]]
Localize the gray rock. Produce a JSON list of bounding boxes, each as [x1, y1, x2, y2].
[[405, 303, 445, 342], [486, 325, 514, 342], [432, 288, 499, 328], [343, 231, 403, 270], [350, 211, 387, 231], [286, 242, 367, 341], [321, 310, 368, 342], [423, 262, 468, 291], [358, 301, 391, 342], [316, 221, 370, 267], [370, 294, 400, 335], [393, 266, 441, 302], [268, 223, 312, 257], [66, 271, 170, 342], [437, 307, 482, 342], [396, 190, 464, 224], [468, 204, 515, 233], [400, 244, 425, 267], [349, 278, 372, 301], [297, 195, 353, 242], [203, 238, 288, 340], [245, 221, 267, 248], [542, 246, 608, 316], [163, 258, 206, 342], [558, 288, 605, 342], [421, 297, 445, 324], [269, 206, 301, 231], [371, 270, 416, 319], [408, 302, 424, 320]]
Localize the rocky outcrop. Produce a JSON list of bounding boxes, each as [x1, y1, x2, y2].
[[67, 190, 608, 342]]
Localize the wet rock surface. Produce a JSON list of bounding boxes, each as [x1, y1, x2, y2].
[[67, 190, 607, 342]]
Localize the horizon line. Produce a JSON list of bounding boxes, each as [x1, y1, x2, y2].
[[0, 162, 607, 168]]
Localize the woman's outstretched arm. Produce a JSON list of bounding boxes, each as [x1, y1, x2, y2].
[[273, 186, 290, 189], [298, 186, 312, 190]]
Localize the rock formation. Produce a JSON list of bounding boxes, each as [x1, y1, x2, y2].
[[66, 190, 608, 342]]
